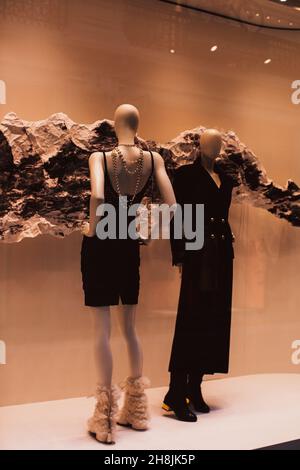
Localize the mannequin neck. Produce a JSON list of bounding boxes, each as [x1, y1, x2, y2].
[[200, 153, 217, 172], [116, 130, 136, 146]]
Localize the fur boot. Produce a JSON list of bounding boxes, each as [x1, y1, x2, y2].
[[117, 375, 151, 430], [87, 383, 121, 444]]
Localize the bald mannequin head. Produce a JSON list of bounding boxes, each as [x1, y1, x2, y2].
[[114, 104, 140, 136], [200, 129, 223, 160]]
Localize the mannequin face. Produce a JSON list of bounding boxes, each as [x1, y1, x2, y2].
[[200, 130, 222, 161]]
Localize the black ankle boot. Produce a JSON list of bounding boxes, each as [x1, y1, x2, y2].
[[162, 370, 197, 422], [162, 389, 197, 422], [186, 373, 210, 413]]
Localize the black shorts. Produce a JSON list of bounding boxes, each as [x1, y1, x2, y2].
[[80, 234, 140, 307]]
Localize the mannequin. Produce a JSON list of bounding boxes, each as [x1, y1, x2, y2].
[[163, 129, 235, 422], [81, 103, 176, 444]]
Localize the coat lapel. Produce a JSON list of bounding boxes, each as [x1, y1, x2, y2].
[[193, 157, 223, 192]]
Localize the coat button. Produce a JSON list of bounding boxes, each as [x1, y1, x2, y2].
[[221, 234, 225, 240], [221, 218, 225, 223], [210, 233, 215, 239], [210, 217, 215, 222]]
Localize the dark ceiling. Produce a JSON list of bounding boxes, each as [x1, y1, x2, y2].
[[161, 0, 300, 29], [269, 0, 300, 6]]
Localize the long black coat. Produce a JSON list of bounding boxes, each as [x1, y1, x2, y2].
[[168, 156, 235, 374]]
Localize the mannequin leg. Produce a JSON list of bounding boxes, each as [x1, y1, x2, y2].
[[116, 304, 151, 430], [90, 305, 113, 386], [117, 304, 143, 377], [169, 370, 188, 397], [87, 305, 121, 444], [187, 371, 204, 389], [165, 370, 188, 404], [187, 371, 210, 413]]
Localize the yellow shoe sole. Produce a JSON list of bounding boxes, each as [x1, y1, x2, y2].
[[162, 398, 190, 412]]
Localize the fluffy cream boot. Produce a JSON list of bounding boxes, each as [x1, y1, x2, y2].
[[87, 383, 121, 444], [117, 375, 151, 430]]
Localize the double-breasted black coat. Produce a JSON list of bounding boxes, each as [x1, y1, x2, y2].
[[168, 156, 235, 374]]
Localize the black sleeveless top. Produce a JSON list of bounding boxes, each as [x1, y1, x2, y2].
[[102, 150, 154, 207]]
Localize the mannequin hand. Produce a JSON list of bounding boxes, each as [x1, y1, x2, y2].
[[175, 263, 183, 276], [81, 222, 95, 238], [138, 235, 152, 246]]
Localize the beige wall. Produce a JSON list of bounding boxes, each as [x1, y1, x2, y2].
[[0, 0, 300, 405]]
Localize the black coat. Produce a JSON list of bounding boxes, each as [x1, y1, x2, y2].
[[168, 156, 235, 374]]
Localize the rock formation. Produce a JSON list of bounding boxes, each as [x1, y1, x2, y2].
[[0, 112, 299, 242]]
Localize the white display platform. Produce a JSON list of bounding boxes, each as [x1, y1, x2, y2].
[[1, 374, 299, 450]]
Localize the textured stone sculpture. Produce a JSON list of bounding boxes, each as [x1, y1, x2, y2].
[[0, 112, 299, 242]]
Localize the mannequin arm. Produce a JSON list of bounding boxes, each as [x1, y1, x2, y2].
[[153, 152, 176, 208], [83, 152, 105, 237], [148, 152, 177, 241], [138, 152, 176, 244], [169, 169, 186, 266]]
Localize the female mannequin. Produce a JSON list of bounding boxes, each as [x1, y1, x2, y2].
[[163, 129, 235, 422], [81, 103, 176, 443]]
